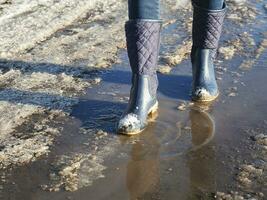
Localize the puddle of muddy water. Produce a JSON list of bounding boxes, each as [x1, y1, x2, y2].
[[66, 51, 267, 200], [1, 46, 266, 199]]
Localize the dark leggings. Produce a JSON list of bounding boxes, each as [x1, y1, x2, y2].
[[128, 0, 224, 20]]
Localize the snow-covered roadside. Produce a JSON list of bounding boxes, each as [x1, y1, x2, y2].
[[0, 0, 127, 169], [0, 0, 124, 57]]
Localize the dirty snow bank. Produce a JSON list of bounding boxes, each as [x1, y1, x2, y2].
[[0, 0, 127, 169], [0, 0, 121, 56]]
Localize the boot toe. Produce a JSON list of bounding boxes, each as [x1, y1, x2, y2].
[[192, 87, 219, 102], [117, 113, 144, 135]]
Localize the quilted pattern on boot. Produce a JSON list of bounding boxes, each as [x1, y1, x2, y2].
[[192, 3, 226, 49], [125, 20, 161, 76]]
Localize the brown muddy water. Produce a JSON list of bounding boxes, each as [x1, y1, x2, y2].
[[0, 0, 267, 200]]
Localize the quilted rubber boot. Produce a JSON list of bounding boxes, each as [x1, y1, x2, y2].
[[191, 2, 226, 102], [117, 20, 161, 135]]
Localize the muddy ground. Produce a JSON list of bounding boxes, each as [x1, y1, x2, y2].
[[0, 0, 266, 199]]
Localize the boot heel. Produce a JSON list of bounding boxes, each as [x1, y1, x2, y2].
[[148, 101, 159, 121]]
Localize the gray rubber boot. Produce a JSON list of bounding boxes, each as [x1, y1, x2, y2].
[[117, 20, 161, 135], [191, 2, 226, 102]]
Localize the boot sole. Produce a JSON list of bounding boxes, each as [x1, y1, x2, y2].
[[121, 101, 159, 136]]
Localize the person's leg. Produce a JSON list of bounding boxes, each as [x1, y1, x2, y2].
[[128, 0, 160, 20], [190, 0, 226, 102], [193, 0, 224, 10], [117, 0, 161, 135]]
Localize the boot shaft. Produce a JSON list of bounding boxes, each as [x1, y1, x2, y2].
[[192, 2, 226, 50], [125, 20, 162, 75]]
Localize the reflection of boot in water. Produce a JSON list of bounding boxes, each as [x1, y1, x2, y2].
[[126, 124, 160, 199], [189, 104, 215, 150], [186, 104, 217, 199]]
